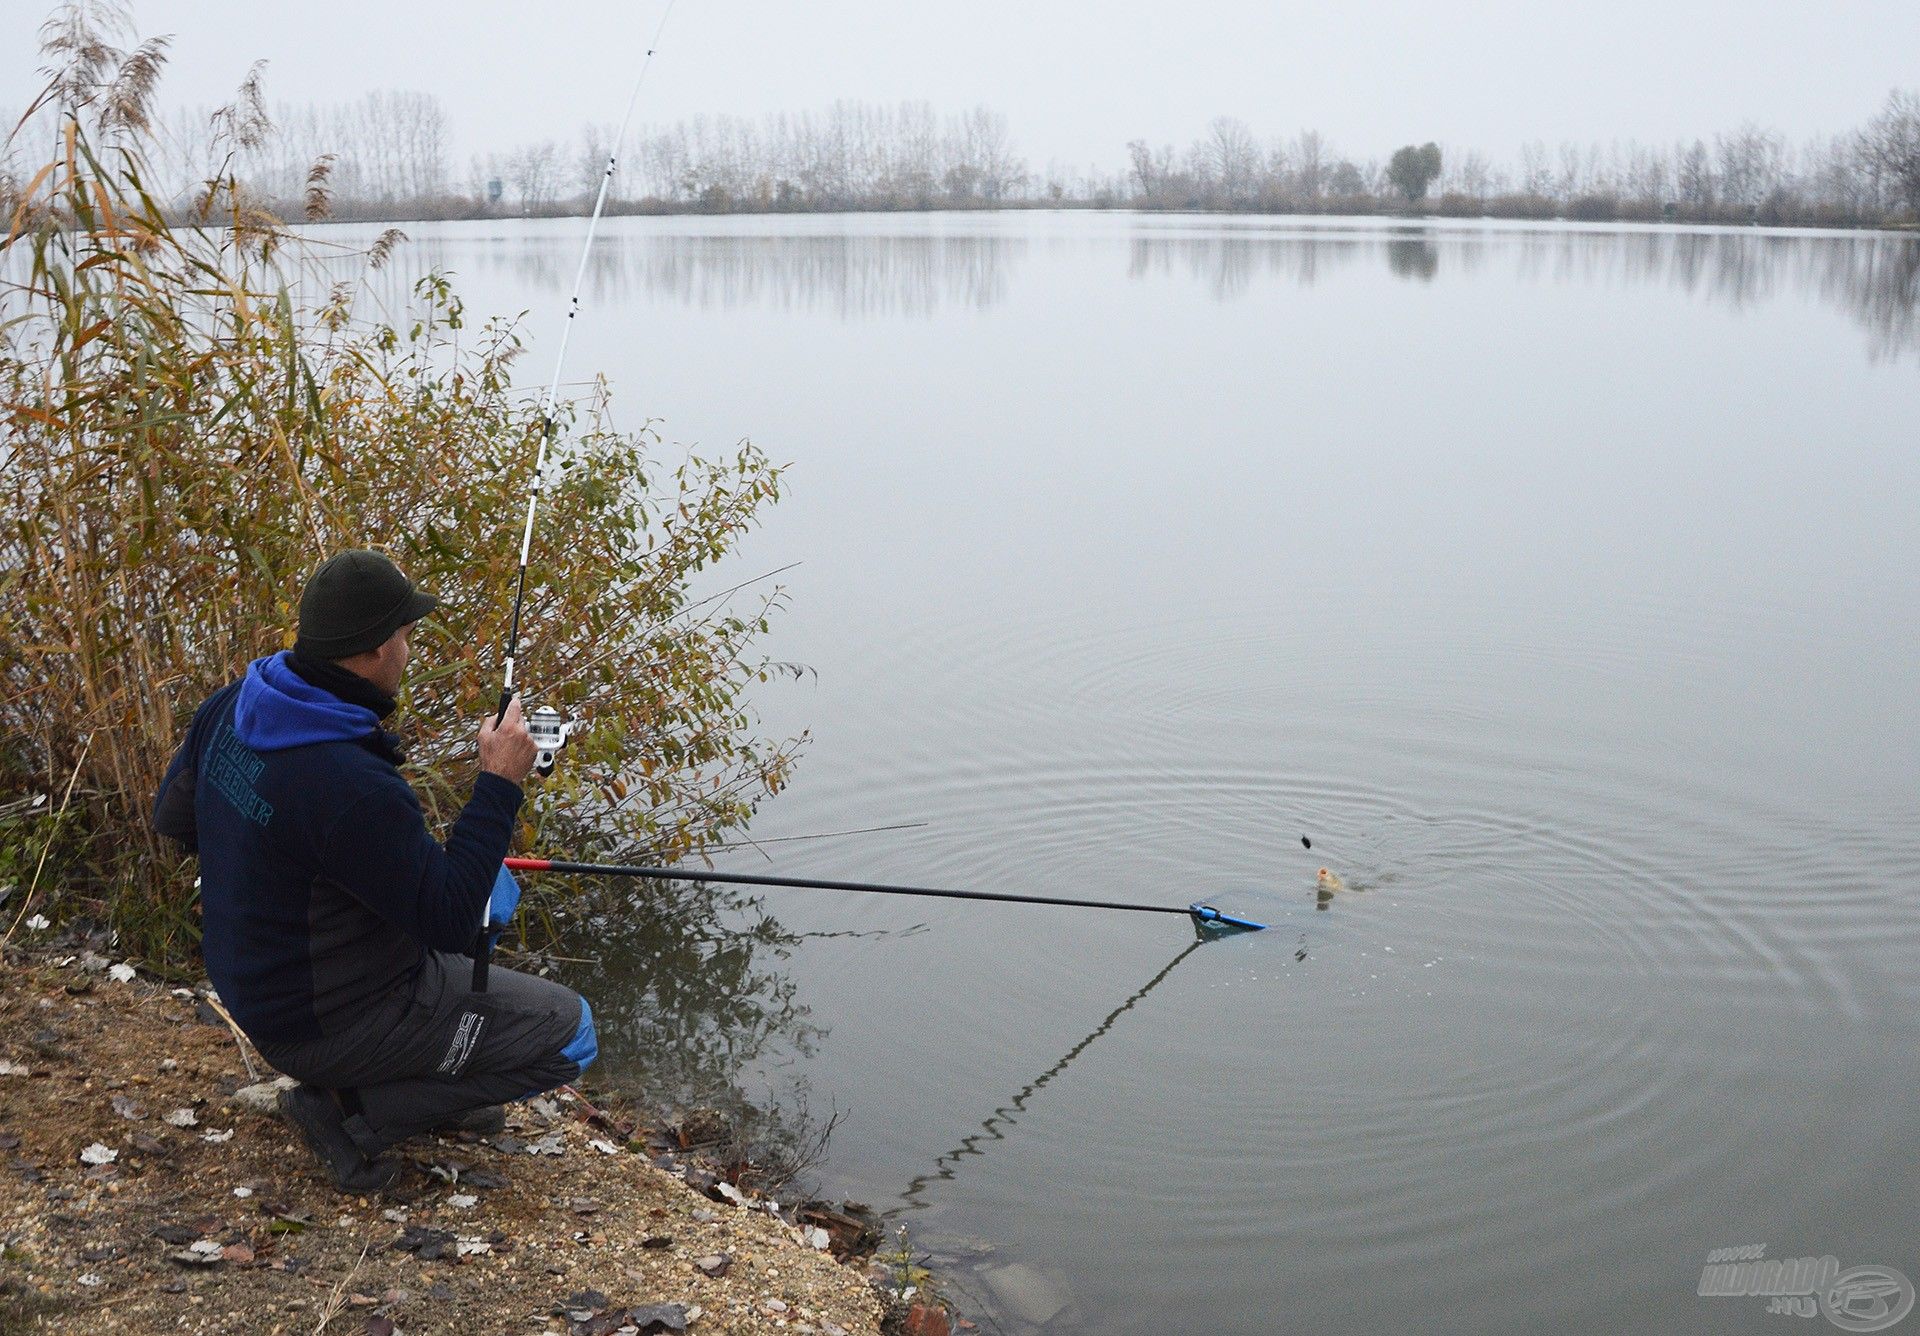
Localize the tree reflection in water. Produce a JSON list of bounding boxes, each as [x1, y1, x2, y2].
[[331, 219, 1919, 361], [549, 877, 843, 1166]]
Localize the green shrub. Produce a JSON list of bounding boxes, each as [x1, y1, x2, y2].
[[0, 4, 801, 962]]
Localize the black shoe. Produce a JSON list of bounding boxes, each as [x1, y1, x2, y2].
[[278, 1085, 403, 1193], [432, 1104, 507, 1137]]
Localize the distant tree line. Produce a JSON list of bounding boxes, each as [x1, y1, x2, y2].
[[5, 88, 1918, 228], [195, 90, 453, 204], [566, 102, 1030, 213], [1124, 97, 1920, 226]]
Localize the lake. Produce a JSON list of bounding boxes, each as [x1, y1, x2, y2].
[[346, 212, 1919, 1334]]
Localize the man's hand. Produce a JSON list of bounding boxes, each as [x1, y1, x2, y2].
[[479, 695, 538, 784]]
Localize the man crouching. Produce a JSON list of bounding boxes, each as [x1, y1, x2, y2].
[[152, 549, 597, 1191]]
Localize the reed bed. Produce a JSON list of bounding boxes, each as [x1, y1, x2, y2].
[[1, 3, 800, 965]]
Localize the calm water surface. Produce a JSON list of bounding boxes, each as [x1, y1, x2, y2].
[[354, 213, 1918, 1334]]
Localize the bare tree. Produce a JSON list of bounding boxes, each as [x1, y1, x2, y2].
[[1126, 139, 1159, 198], [1556, 140, 1587, 199], [1622, 141, 1668, 207], [1292, 130, 1328, 201], [1804, 131, 1870, 217], [1677, 139, 1714, 207], [894, 100, 941, 204], [955, 105, 1024, 202], [577, 121, 618, 203], [1858, 89, 1920, 214], [361, 90, 450, 200], [1456, 149, 1493, 199], [1518, 140, 1552, 197], [1715, 123, 1785, 211], [1205, 116, 1260, 203], [505, 140, 562, 210]]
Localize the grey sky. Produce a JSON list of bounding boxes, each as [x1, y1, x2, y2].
[[4, 1, 1916, 170]]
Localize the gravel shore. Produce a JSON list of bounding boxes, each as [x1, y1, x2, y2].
[[0, 954, 912, 1336]]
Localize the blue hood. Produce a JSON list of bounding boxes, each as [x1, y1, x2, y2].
[[234, 652, 381, 752]]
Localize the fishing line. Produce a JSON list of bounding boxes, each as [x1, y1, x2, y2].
[[705, 821, 932, 853], [898, 938, 1203, 1213]]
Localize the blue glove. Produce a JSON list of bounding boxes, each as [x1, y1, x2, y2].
[[487, 863, 522, 933]]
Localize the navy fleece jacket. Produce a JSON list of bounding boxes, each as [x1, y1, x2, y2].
[[152, 653, 523, 1044]]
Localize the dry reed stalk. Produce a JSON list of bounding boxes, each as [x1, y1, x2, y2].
[[196, 988, 262, 1082]]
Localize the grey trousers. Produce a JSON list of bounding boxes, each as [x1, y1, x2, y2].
[[257, 950, 590, 1154]]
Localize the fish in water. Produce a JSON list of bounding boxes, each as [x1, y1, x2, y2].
[[1315, 867, 1355, 912]]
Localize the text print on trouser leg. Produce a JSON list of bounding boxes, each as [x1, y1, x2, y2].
[[436, 1004, 491, 1077]]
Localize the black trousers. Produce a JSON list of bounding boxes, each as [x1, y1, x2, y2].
[[257, 950, 589, 1154]]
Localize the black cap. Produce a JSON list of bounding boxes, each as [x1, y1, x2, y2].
[[294, 550, 440, 659]]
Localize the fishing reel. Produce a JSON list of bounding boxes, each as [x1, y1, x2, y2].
[[526, 704, 575, 778]]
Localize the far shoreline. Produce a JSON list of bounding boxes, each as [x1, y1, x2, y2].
[[273, 201, 1919, 239]]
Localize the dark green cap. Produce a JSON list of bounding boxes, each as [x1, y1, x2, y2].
[[294, 550, 439, 659]]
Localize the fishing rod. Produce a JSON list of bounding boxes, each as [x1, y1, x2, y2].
[[476, 0, 679, 992], [496, 0, 679, 736], [503, 856, 1271, 932]]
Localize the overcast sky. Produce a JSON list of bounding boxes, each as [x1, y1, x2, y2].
[[4, 1, 1916, 170]]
